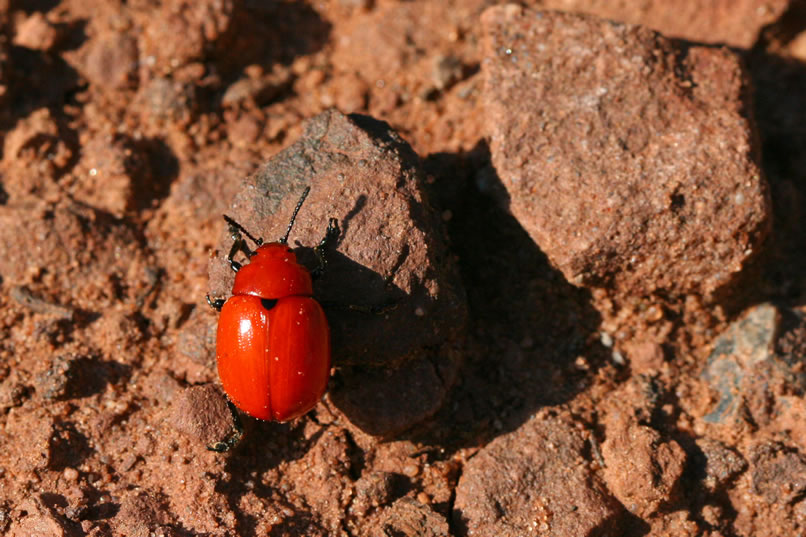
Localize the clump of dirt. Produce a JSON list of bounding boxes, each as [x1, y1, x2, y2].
[[1, 1, 806, 536]]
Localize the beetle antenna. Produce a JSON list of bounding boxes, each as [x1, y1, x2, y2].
[[280, 186, 311, 244], [222, 215, 263, 247]]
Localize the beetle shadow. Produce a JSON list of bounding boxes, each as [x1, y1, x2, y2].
[[395, 141, 611, 450]]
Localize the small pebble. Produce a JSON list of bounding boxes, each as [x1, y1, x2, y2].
[[63, 467, 79, 481], [402, 462, 420, 477]]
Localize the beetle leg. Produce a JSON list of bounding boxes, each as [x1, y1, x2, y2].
[[311, 217, 340, 280], [207, 400, 244, 453], [206, 294, 225, 312], [222, 215, 263, 272], [223, 215, 263, 249], [226, 237, 247, 272]]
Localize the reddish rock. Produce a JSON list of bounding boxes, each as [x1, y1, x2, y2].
[[35, 354, 85, 400], [176, 310, 217, 369], [751, 442, 806, 505], [349, 471, 399, 517], [3, 407, 57, 473], [69, 134, 143, 216], [168, 384, 235, 447], [80, 32, 138, 89], [354, 498, 450, 537], [331, 353, 458, 436], [622, 340, 666, 373], [208, 109, 467, 435], [1, 108, 73, 200], [539, 0, 789, 49], [113, 491, 167, 537], [0, 201, 151, 310], [695, 438, 747, 491], [13, 12, 59, 51], [454, 412, 623, 537], [601, 412, 686, 518], [8, 495, 79, 537], [137, 0, 235, 77], [135, 76, 197, 126], [221, 64, 292, 107], [481, 6, 770, 299], [643, 511, 703, 537]]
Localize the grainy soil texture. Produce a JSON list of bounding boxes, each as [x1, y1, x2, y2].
[[1, 1, 806, 536]]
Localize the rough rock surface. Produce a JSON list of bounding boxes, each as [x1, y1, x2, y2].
[[702, 303, 780, 424], [538, 0, 790, 49], [1, 1, 806, 536], [0, 201, 151, 309], [695, 438, 748, 492], [168, 384, 235, 447], [597, 377, 689, 520], [354, 497, 450, 537], [601, 415, 686, 518], [750, 442, 806, 505], [207, 108, 467, 435], [454, 412, 622, 536], [481, 5, 771, 299]]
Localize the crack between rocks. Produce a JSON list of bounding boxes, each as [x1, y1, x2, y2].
[[446, 458, 465, 537]]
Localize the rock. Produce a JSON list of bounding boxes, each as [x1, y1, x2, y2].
[[13, 12, 59, 51], [622, 340, 666, 373], [454, 413, 623, 537], [350, 471, 399, 517], [35, 354, 83, 401], [136, 76, 197, 125], [177, 310, 216, 368], [700, 303, 801, 425], [694, 438, 747, 491], [221, 64, 292, 107], [431, 54, 464, 91], [168, 384, 235, 447], [2, 408, 88, 473], [331, 353, 456, 436], [3, 407, 54, 472], [601, 411, 686, 517], [354, 498, 450, 537], [8, 495, 80, 537], [137, 0, 235, 76], [538, 0, 789, 49], [643, 510, 704, 537], [208, 109, 467, 435], [480, 6, 770, 299], [69, 134, 143, 216], [0, 201, 151, 310], [113, 491, 166, 537], [81, 32, 138, 89], [283, 427, 355, 532], [1, 108, 73, 200], [750, 441, 806, 505]]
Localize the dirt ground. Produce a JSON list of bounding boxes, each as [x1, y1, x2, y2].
[[1, 1, 806, 536]]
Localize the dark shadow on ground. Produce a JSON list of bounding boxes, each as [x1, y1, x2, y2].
[[395, 141, 611, 450], [745, 43, 806, 311]]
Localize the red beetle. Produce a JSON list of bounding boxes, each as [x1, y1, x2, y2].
[[207, 187, 339, 451]]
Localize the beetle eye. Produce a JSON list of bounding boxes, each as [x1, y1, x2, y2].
[[260, 298, 278, 311]]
